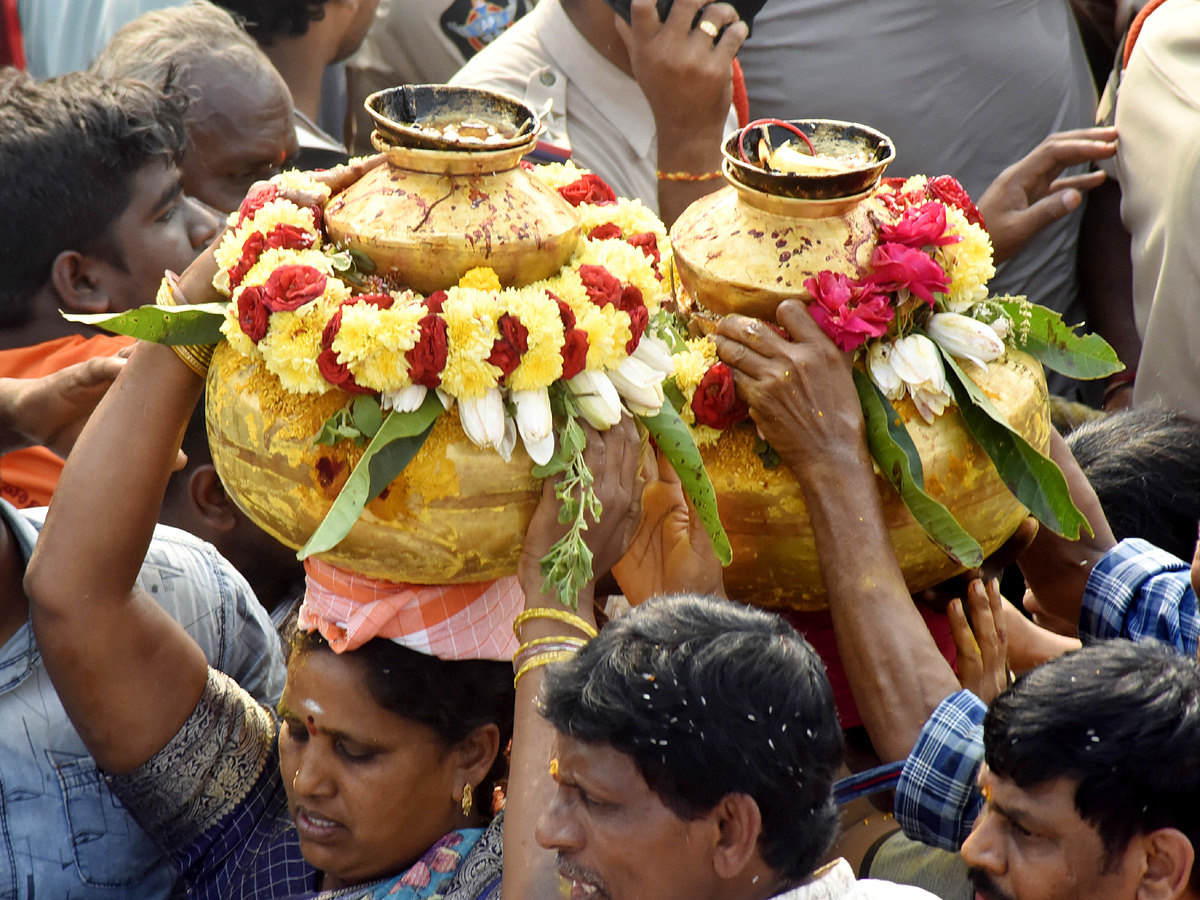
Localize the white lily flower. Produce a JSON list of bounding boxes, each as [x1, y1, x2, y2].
[[867, 342, 905, 400], [458, 388, 506, 451], [607, 356, 665, 413], [926, 312, 1005, 369], [513, 388, 555, 466], [631, 334, 675, 377], [497, 410, 518, 463], [381, 384, 428, 413], [567, 370, 623, 430], [890, 334, 952, 425]]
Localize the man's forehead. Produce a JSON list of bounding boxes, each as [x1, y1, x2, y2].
[[978, 766, 1082, 830]]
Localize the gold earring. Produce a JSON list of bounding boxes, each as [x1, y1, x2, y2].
[[461, 783, 474, 817]]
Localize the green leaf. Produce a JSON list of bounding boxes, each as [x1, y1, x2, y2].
[[853, 370, 983, 567], [350, 395, 384, 439], [940, 353, 1089, 539], [300, 393, 442, 558], [63, 302, 227, 345], [636, 395, 733, 566], [996, 298, 1123, 380]]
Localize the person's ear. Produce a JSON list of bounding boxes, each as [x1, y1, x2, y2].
[[188, 465, 237, 531], [50, 251, 115, 313], [454, 722, 502, 794], [711, 793, 765, 880], [1137, 828, 1195, 900]]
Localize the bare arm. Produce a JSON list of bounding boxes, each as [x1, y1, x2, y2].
[[503, 417, 642, 900], [713, 301, 960, 762], [618, 0, 746, 227], [0, 353, 127, 457]]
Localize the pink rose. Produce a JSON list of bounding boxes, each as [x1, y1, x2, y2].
[[865, 243, 950, 306], [925, 175, 986, 230], [804, 271, 895, 352], [879, 202, 961, 249]]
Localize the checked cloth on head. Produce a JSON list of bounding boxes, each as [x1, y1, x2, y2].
[[298, 559, 522, 660]]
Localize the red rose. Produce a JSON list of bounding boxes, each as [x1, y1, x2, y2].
[[577, 264, 623, 308], [560, 329, 590, 380], [262, 265, 327, 311], [865, 243, 950, 306], [488, 313, 529, 382], [804, 271, 895, 352], [317, 349, 373, 395], [557, 173, 617, 207], [626, 232, 661, 270], [425, 290, 448, 315], [236, 286, 269, 342], [691, 362, 750, 430], [925, 175, 986, 230], [588, 223, 623, 241], [236, 183, 279, 227], [265, 223, 317, 251], [879, 202, 961, 250], [229, 231, 267, 288], [406, 314, 448, 388], [551, 293, 575, 329], [321, 308, 344, 350], [618, 285, 647, 354]]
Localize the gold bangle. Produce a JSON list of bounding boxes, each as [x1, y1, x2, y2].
[[513, 649, 578, 689], [656, 170, 724, 182], [513, 608, 599, 640], [155, 273, 215, 379], [512, 636, 589, 673]]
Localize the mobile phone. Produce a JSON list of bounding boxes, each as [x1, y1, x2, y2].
[[602, 0, 768, 34]]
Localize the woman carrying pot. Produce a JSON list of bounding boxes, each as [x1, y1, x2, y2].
[[23, 160, 644, 900]]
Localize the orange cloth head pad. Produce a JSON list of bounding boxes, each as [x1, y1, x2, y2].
[[298, 558, 522, 661]]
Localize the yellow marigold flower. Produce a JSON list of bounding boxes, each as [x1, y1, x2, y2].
[[530, 160, 587, 192], [575, 302, 631, 372], [938, 206, 995, 313], [258, 304, 331, 395], [333, 301, 425, 392], [440, 287, 502, 398], [238, 247, 333, 290], [506, 287, 565, 392], [577, 198, 666, 244], [671, 338, 718, 393], [689, 423, 723, 447], [538, 269, 590, 315], [458, 266, 503, 293], [247, 199, 320, 241], [573, 237, 665, 312], [900, 175, 928, 194]]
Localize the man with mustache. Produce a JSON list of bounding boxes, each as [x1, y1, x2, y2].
[[962, 640, 1200, 900]]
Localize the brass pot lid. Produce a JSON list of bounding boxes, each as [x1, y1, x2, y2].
[[366, 84, 540, 153]]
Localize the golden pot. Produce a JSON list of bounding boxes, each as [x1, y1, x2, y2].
[[711, 349, 1049, 610], [671, 177, 885, 323], [323, 135, 581, 295], [205, 343, 543, 583]]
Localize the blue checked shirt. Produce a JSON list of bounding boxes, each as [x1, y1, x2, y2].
[[893, 538, 1199, 851]]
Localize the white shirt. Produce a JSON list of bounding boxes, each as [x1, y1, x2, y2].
[[774, 859, 941, 900]]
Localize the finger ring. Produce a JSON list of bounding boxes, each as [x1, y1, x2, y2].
[[698, 19, 719, 38]]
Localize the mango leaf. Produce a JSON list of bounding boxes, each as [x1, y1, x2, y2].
[[300, 393, 442, 558], [996, 298, 1123, 380], [350, 395, 384, 440], [853, 370, 983, 567], [941, 353, 1089, 539], [63, 303, 227, 345], [636, 396, 733, 566]]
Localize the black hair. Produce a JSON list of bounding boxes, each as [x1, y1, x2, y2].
[[1067, 408, 1200, 561], [291, 630, 515, 817], [0, 68, 188, 325], [213, 0, 332, 44], [984, 640, 1200, 873], [539, 595, 844, 884]]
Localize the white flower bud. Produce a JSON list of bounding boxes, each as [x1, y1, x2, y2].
[[631, 334, 675, 378], [867, 342, 905, 400], [381, 384, 428, 413], [567, 370, 623, 430], [890, 334, 947, 395], [513, 388, 555, 466], [926, 312, 1005, 369], [607, 356, 665, 413], [497, 410, 518, 464], [458, 388, 506, 451]]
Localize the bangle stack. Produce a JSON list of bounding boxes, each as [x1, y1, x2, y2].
[[511, 608, 597, 688], [155, 272, 215, 379], [1102, 369, 1136, 405]]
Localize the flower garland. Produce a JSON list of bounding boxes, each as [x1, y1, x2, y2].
[[670, 174, 1009, 437], [213, 166, 681, 466]]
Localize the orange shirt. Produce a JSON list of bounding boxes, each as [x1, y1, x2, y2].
[[0, 334, 135, 508]]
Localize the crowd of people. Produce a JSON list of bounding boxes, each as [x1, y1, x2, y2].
[[2, 1, 1200, 900]]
